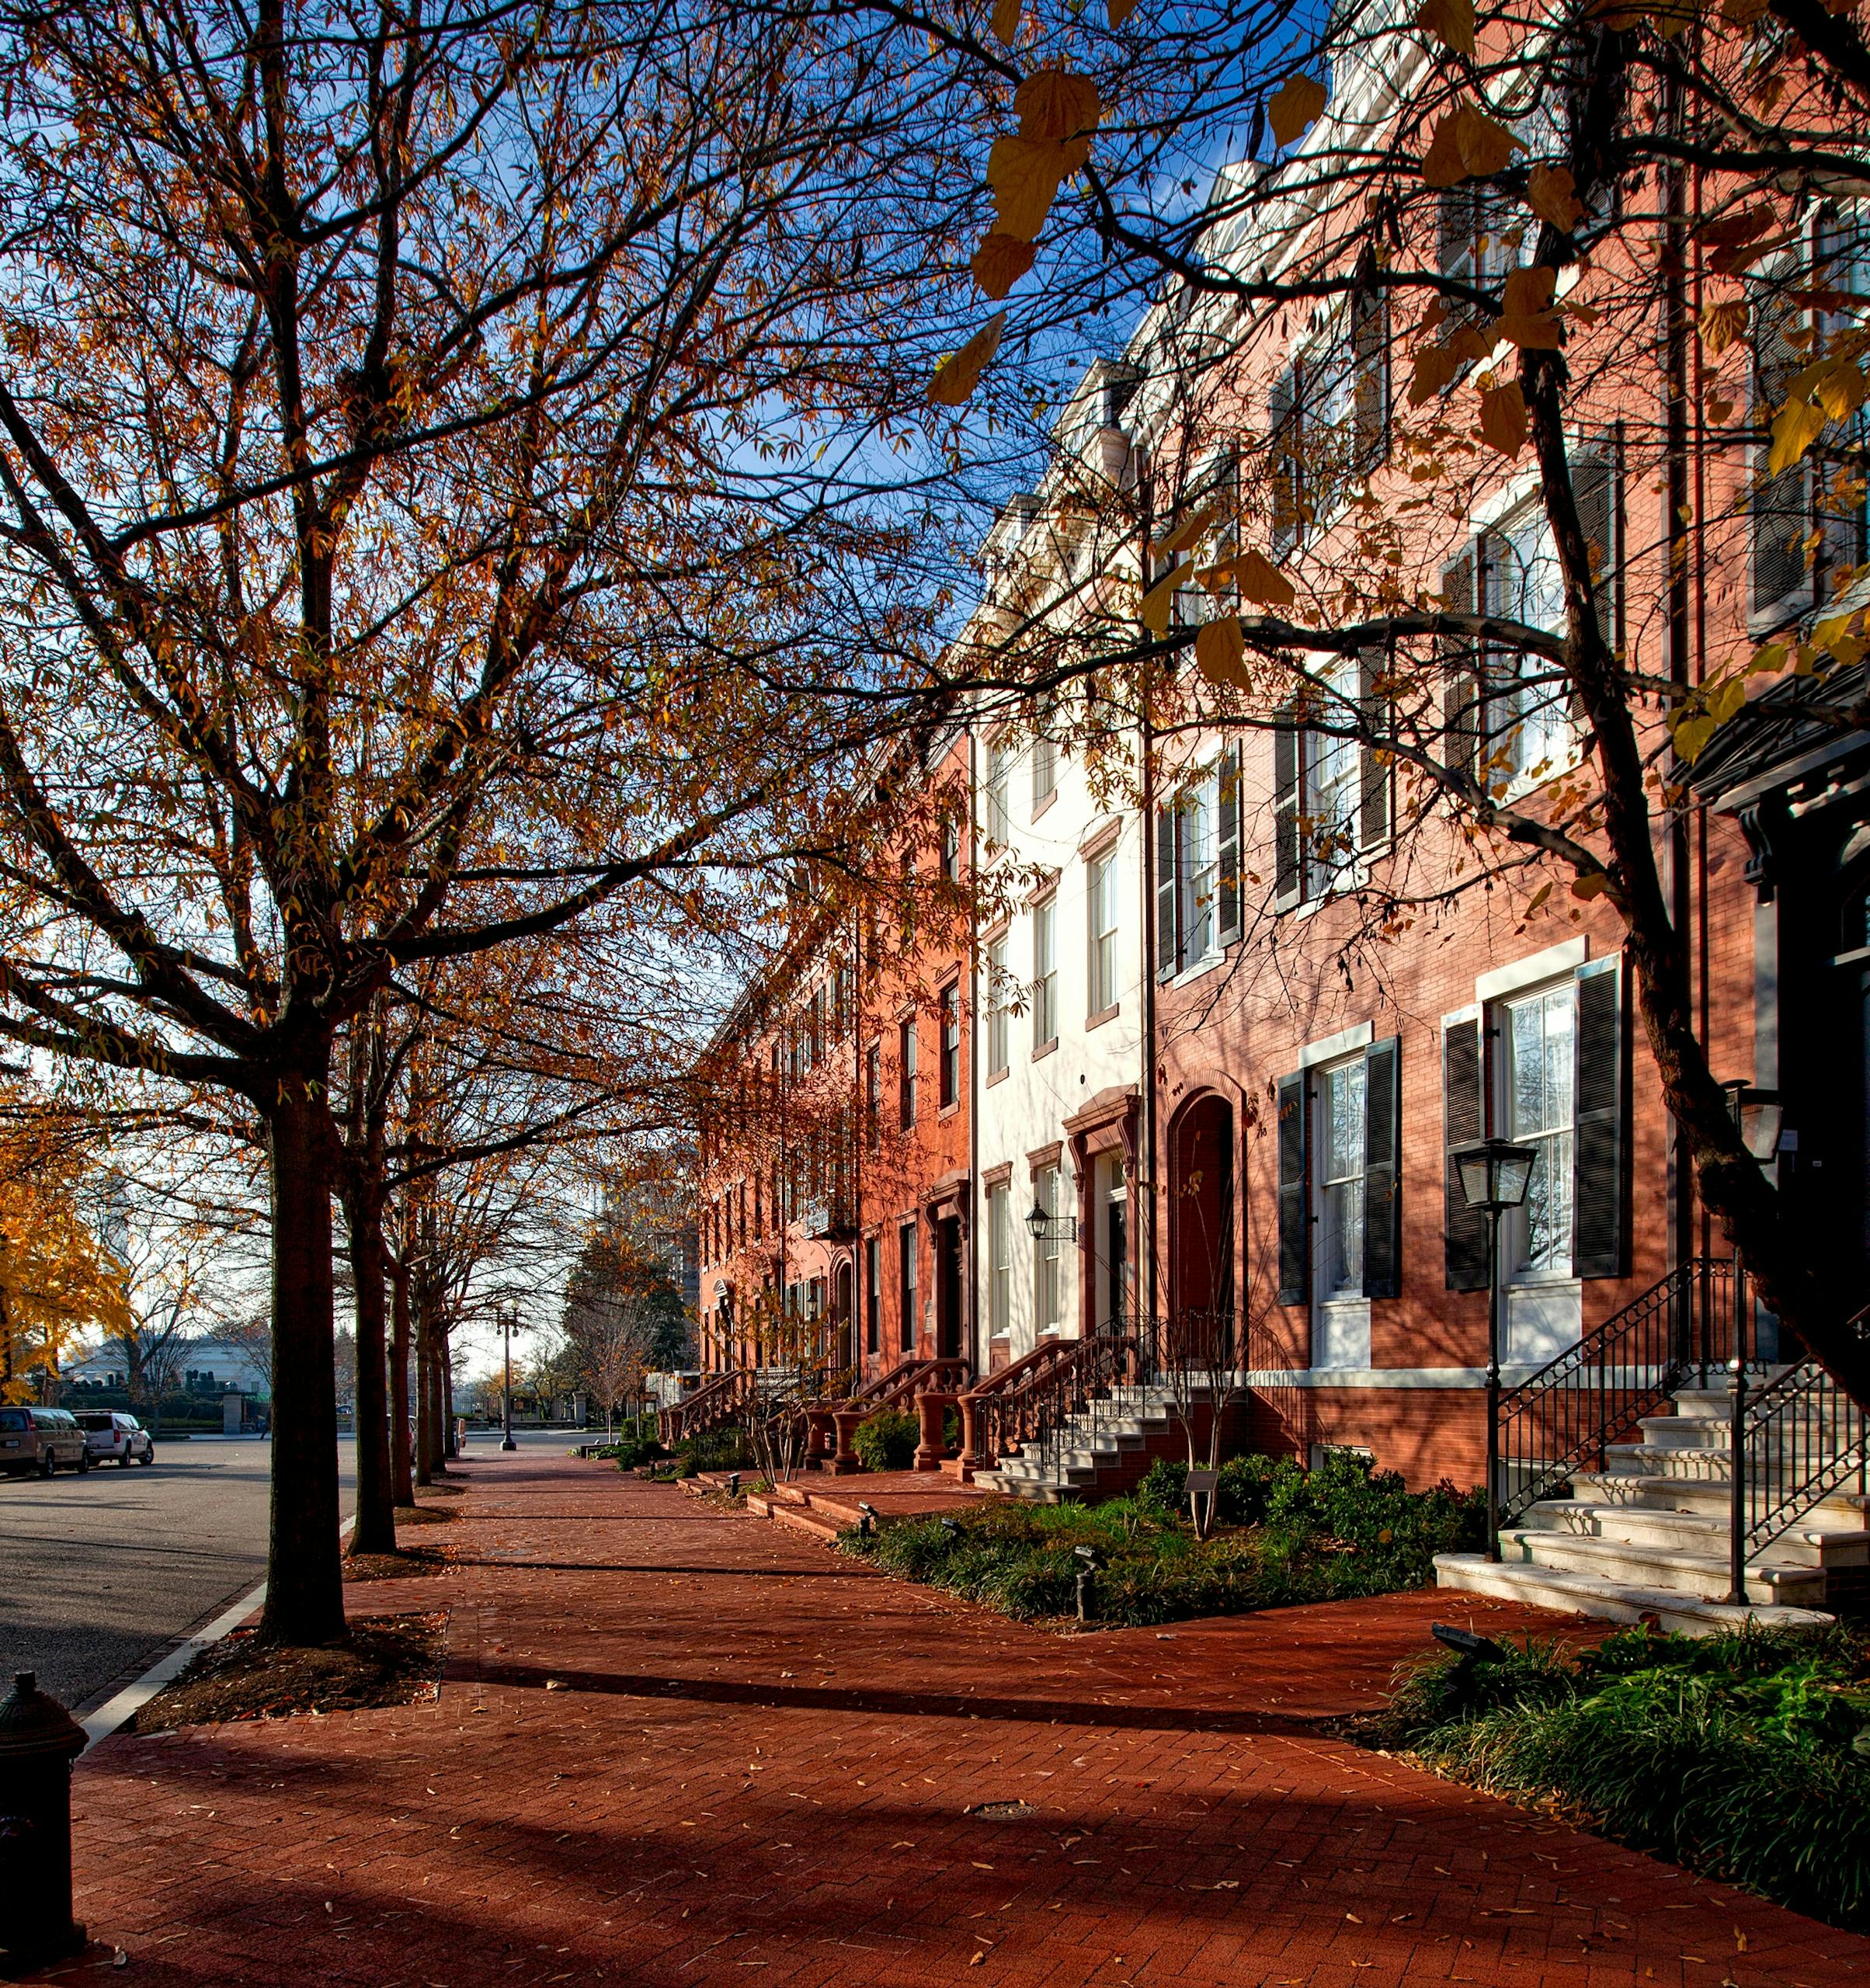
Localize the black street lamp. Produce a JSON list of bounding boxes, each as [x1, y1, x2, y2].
[[1024, 1201, 1078, 1244], [500, 1305, 521, 1453], [1451, 1136, 1537, 1562]]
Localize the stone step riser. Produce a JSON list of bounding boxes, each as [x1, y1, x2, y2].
[[1568, 1472, 1869, 1529], [1518, 1500, 1870, 1569], [1501, 1531, 1828, 1606], [1434, 1553, 1835, 1636]]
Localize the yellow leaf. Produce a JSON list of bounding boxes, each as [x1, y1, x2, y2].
[[1153, 497, 1227, 559], [1408, 344, 1463, 405], [970, 232, 1036, 300], [1494, 313, 1563, 350], [1698, 298, 1748, 354], [1708, 676, 1748, 723], [926, 311, 1007, 406], [1416, 0, 1476, 54], [992, 0, 1022, 44], [1141, 558, 1194, 636], [1194, 615, 1250, 686], [1570, 871, 1611, 900], [1801, 355, 1868, 423], [1767, 396, 1827, 476], [1479, 380, 1528, 458], [1526, 165, 1583, 232], [1524, 881, 1554, 914], [1423, 104, 1521, 186], [1503, 266, 1556, 317], [1014, 69, 1101, 143], [1268, 75, 1327, 148], [1234, 549, 1296, 607], [986, 134, 1090, 241]]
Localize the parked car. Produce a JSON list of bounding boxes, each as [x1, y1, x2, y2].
[[0, 1406, 90, 1477], [75, 1409, 155, 1467]]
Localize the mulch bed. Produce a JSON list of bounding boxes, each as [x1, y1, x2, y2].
[[393, 1499, 458, 1527], [129, 1612, 448, 1732], [343, 1541, 455, 1583]]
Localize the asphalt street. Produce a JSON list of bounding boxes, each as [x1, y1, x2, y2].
[[0, 1435, 356, 1714]]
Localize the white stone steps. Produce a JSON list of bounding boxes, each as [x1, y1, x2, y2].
[[1434, 1553, 1836, 1636], [1496, 1527, 1827, 1607]]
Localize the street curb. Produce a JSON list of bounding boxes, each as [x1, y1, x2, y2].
[[78, 1515, 356, 1754]]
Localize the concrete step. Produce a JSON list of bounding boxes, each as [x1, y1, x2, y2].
[[1570, 1471, 1870, 1530], [1497, 1527, 1827, 1606], [1434, 1552, 1835, 1636], [746, 1493, 843, 1541], [969, 1469, 1083, 1504], [1517, 1497, 1870, 1570]]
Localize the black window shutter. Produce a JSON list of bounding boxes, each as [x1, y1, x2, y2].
[[1217, 744, 1242, 946], [1362, 1036, 1402, 1300], [1155, 802, 1180, 982], [1273, 711, 1302, 910], [1351, 292, 1389, 474], [1443, 1015, 1491, 1291], [1276, 1070, 1309, 1305], [1270, 367, 1302, 560], [1572, 957, 1628, 1279], [1751, 276, 1813, 619], [1440, 550, 1480, 780], [1357, 646, 1392, 849], [1574, 434, 1621, 650]]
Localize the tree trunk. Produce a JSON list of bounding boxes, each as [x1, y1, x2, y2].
[[259, 1077, 347, 1647], [389, 1257, 414, 1507], [342, 1184, 398, 1557]]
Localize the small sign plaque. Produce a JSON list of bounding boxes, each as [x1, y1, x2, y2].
[[1184, 1469, 1221, 1495]]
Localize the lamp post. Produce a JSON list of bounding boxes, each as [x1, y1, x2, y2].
[[1451, 1136, 1538, 1562], [500, 1305, 520, 1453], [1717, 1081, 1781, 1604]]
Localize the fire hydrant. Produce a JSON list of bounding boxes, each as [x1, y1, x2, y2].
[[0, 1670, 89, 1973]]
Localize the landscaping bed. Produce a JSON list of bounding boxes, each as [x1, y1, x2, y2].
[[343, 1541, 455, 1582], [836, 1451, 1484, 1627], [1357, 1621, 1870, 1932], [130, 1611, 448, 1731]]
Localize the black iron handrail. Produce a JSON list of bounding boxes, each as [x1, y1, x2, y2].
[[1725, 1302, 1870, 1597], [963, 1316, 1169, 1485], [1494, 1256, 1744, 1529]]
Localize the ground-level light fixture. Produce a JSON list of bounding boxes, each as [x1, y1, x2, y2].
[[1451, 1138, 1537, 1565]]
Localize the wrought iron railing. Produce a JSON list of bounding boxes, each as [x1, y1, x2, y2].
[[1495, 1256, 1744, 1529], [659, 1367, 757, 1446], [846, 1356, 971, 1415], [961, 1316, 1168, 1489], [1725, 1302, 1870, 1597]]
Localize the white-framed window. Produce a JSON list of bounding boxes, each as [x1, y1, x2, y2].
[[1031, 734, 1057, 813], [987, 1183, 1011, 1340], [1032, 895, 1058, 1048], [985, 933, 1010, 1077], [1500, 981, 1577, 1281], [1177, 780, 1217, 965], [1034, 1163, 1064, 1332], [1087, 849, 1119, 1015], [1481, 503, 1572, 788], [1317, 1055, 1368, 1302], [983, 738, 1013, 846], [1159, 752, 1238, 975], [899, 1219, 918, 1353], [898, 1017, 916, 1129], [1302, 656, 1363, 898]]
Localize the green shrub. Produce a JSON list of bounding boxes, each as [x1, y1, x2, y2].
[[853, 1407, 919, 1473], [839, 1449, 1481, 1628], [1373, 1622, 1870, 1932]]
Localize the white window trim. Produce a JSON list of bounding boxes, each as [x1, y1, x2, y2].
[[1475, 937, 1588, 1006]]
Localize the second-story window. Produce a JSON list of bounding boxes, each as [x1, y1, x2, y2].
[[1032, 894, 1058, 1050], [865, 1041, 881, 1149], [1157, 750, 1239, 975], [939, 982, 960, 1108], [984, 737, 1013, 847], [898, 1017, 917, 1129], [985, 933, 1010, 1079], [1031, 734, 1057, 815], [1088, 848, 1120, 1017], [940, 818, 961, 882]]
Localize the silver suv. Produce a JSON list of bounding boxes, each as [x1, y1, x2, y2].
[[76, 1410, 155, 1467]]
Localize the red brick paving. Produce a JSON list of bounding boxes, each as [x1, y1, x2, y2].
[[34, 1452, 1870, 1988]]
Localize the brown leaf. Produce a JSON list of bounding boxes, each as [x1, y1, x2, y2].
[[1194, 615, 1249, 687], [1407, 344, 1463, 405], [1478, 380, 1528, 458], [1141, 558, 1194, 636], [1424, 103, 1520, 186], [1152, 496, 1227, 559], [986, 134, 1090, 241], [1014, 69, 1102, 143], [1268, 75, 1327, 148], [971, 232, 1036, 300], [926, 311, 1007, 407], [1107, 0, 1140, 21], [1503, 266, 1556, 316], [1416, 0, 1476, 54], [992, 0, 1022, 45], [1698, 298, 1749, 354], [1493, 313, 1563, 350], [1526, 165, 1583, 232], [1570, 871, 1611, 900], [1234, 549, 1295, 608]]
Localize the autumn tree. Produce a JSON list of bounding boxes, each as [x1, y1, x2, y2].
[[0, 0, 1012, 1642], [900, 0, 1870, 1404]]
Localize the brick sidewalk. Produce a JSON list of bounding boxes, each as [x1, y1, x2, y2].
[[36, 1453, 1869, 1988]]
